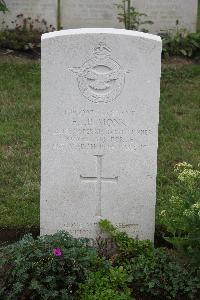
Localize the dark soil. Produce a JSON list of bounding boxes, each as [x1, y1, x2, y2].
[[0, 227, 39, 245], [0, 225, 169, 248], [0, 47, 40, 61]]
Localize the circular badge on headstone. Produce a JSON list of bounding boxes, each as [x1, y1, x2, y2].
[[69, 42, 128, 104]]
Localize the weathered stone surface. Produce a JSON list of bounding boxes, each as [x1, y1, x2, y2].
[[60, 0, 198, 33], [0, 0, 56, 30], [61, 0, 122, 29], [0, 0, 198, 33], [133, 0, 198, 34], [41, 28, 162, 241]]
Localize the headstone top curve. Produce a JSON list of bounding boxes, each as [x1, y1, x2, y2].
[[42, 28, 161, 43]]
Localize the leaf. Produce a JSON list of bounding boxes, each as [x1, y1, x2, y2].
[[179, 49, 187, 56], [0, 0, 8, 13], [190, 40, 200, 48]]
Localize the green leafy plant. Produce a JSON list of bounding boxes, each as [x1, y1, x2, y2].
[[0, 231, 98, 299], [99, 220, 200, 299], [99, 219, 153, 262], [127, 249, 199, 299], [78, 266, 134, 300], [159, 162, 200, 266], [0, 0, 8, 13], [162, 32, 200, 58], [116, 0, 153, 31], [0, 221, 199, 299]]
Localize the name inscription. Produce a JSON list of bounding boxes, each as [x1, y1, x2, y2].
[[49, 106, 155, 153]]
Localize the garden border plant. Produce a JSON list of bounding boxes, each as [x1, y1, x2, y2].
[[0, 220, 199, 299], [159, 162, 200, 266], [0, 14, 55, 53]]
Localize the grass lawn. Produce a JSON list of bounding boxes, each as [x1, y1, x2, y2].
[[0, 59, 200, 229], [0, 61, 40, 228], [157, 64, 200, 222]]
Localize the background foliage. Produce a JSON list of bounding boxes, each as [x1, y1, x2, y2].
[[159, 163, 200, 266], [116, 0, 153, 31], [0, 0, 7, 13]]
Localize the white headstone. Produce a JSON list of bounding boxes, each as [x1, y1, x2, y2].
[[41, 28, 162, 241]]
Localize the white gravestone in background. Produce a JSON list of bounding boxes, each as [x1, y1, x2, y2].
[[41, 29, 162, 241]]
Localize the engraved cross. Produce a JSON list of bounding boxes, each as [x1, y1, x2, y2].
[[80, 155, 118, 217]]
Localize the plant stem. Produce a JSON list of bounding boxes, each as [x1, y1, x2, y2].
[[57, 0, 61, 30], [127, 0, 131, 30]]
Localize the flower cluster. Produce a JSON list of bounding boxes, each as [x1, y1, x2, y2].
[[183, 202, 200, 218], [53, 247, 62, 256], [174, 162, 200, 189]]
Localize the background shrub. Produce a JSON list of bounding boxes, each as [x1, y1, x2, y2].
[[159, 162, 200, 266], [0, 29, 41, 51], [162, 32, 200, 59], [0, 14, 55, 51]]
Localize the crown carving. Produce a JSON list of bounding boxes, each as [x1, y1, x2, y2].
[[94, 42, 111, 58]]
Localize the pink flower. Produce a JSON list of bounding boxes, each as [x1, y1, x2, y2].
[[53, 247, 62, 256]]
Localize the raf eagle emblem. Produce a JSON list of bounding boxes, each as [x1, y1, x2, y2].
[[69, 42, 129, 103]]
